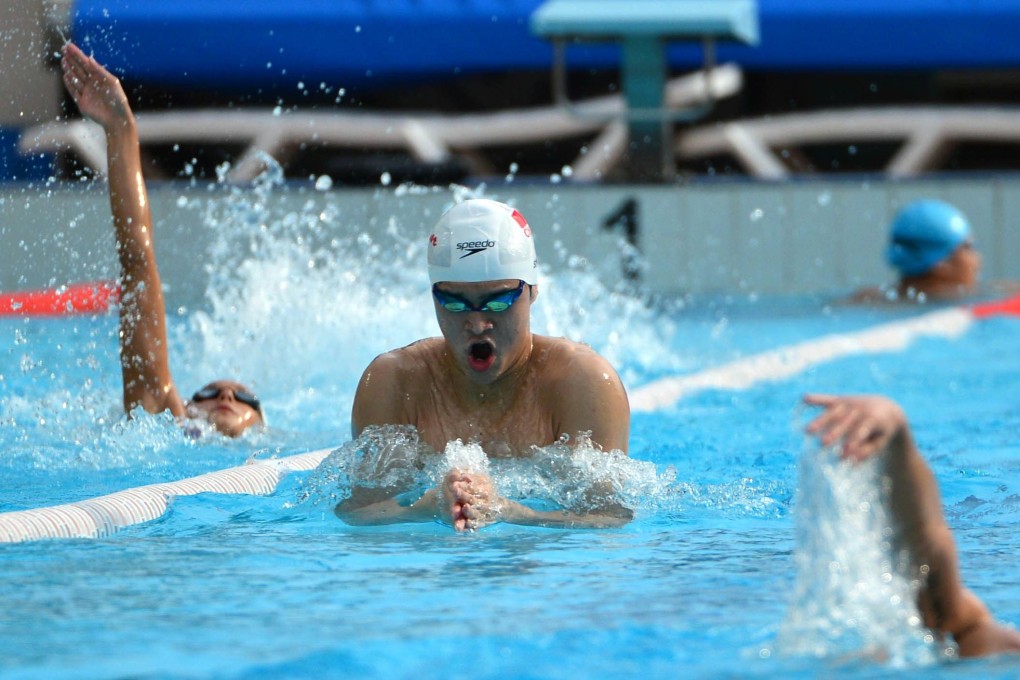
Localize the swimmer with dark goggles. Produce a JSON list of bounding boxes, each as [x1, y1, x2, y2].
[[192, 385, 263, 416], [61, 42, 265, 438]]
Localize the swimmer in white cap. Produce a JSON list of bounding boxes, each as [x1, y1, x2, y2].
[[804, 393, 1020, 657], [341, 198, 631, 530], [61, 43, 264, 437]]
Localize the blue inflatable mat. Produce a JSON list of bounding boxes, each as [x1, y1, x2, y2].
[[71, 0, 1020, 90]]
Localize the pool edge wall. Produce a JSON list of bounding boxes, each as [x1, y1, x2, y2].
[[2, 176, 1018, 308]]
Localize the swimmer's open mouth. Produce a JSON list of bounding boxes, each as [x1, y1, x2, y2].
[[469, 342, 493, 362], [467, 341, 496, 371]]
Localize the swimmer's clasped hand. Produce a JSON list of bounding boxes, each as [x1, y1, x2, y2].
[[440, 469, 504, 532]]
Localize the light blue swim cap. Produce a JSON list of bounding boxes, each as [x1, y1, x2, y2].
[[886, 199, 972, 276]]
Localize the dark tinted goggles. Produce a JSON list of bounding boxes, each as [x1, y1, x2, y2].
[[191, 386, 262, 414]]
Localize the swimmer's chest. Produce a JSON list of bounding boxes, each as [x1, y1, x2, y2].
[[414, 381, 555, 456]]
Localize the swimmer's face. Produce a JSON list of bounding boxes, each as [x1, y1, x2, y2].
[[942, 241, 981, 289], [186, 379, 264, 437], [433, 279, 537, 385]]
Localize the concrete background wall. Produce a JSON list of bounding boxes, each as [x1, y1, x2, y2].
[[2, 176, 1018, 309], [0, 0, 64, 182], [0, 0, 62, 127]]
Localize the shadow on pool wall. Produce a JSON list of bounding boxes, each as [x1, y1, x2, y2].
[[3, 174, 1020, 310]]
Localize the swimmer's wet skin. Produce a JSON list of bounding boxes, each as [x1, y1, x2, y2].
[[344, 198, 632, 530]]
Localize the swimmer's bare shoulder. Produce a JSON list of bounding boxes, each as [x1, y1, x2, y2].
[[351, 338, 445, 435], [533, 335, 630, 454]]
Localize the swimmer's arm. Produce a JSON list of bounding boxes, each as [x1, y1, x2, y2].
[[62, 43, 182, 417], [341, 353, 433, 525], [334, 487, 442, 526], [499, 500, 633, 529], [554, 352, 631, 454], [351, 352, 410, 438], [335, 486, 633, 530], [880, 418, 1020, 657], [496, 475, 633, 528], [805, 394, 1020, 657]]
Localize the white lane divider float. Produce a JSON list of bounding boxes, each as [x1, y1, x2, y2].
[[630, 307, 974, 412], [2, 295, 1017, 543], [0, 449, 331, 543], [630, 294, 1019, 411]]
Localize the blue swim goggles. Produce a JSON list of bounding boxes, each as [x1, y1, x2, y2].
[[432, 280, 526, 313]]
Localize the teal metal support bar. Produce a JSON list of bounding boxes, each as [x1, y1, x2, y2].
[[532, 0, 759, 181], [622, 35, 671, 179]]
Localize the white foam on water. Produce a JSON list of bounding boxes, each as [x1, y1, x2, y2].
[[298, 426, 672, 519]]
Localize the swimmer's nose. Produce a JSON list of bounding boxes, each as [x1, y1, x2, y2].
[[217, 388, 236, 403], [463, 312, 492, 334]]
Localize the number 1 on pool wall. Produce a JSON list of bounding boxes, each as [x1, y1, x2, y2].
[[602, 197, 641, 280]]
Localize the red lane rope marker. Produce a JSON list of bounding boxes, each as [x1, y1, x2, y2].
[[631, 295, 1020, 413], [970, 293, 1020, 319], [0, 280, 120, 317]]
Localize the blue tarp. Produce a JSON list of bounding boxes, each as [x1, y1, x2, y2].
[[72, 0, 1020, 90]]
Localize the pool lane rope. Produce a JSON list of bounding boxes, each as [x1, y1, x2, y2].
[[630, 295, 1019, 412], [1, 294, 1017, 543], [0, 449, 331, 543]]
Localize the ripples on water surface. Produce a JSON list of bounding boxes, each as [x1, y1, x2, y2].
[[1, 178, 1018, 678]]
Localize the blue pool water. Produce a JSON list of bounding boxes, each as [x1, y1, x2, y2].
[[1, 185, 1019, 678]]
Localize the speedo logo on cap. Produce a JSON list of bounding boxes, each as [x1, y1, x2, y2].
[[456, 240, 495, 258]]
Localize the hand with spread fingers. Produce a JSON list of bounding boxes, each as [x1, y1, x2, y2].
[[803, 393, 907, 462]]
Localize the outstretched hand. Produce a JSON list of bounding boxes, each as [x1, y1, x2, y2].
[[61, 42, 132, 130], [803, 393, 908, 462]]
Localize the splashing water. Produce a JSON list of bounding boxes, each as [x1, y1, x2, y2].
[[771, 439, 945, 667], [1, 158, 687, 485], [170, 158, 442, 429], [169, 162, 686, 432], [298, 425, 672, 520], [296, 425, 433, 508]]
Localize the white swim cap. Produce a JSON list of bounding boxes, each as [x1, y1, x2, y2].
[[427, 199, 538, 285]]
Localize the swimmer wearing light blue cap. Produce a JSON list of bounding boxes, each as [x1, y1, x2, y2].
[[854, 199, 982, 303], [886, 199, 981, 298], [340, 198, 632, 531]]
